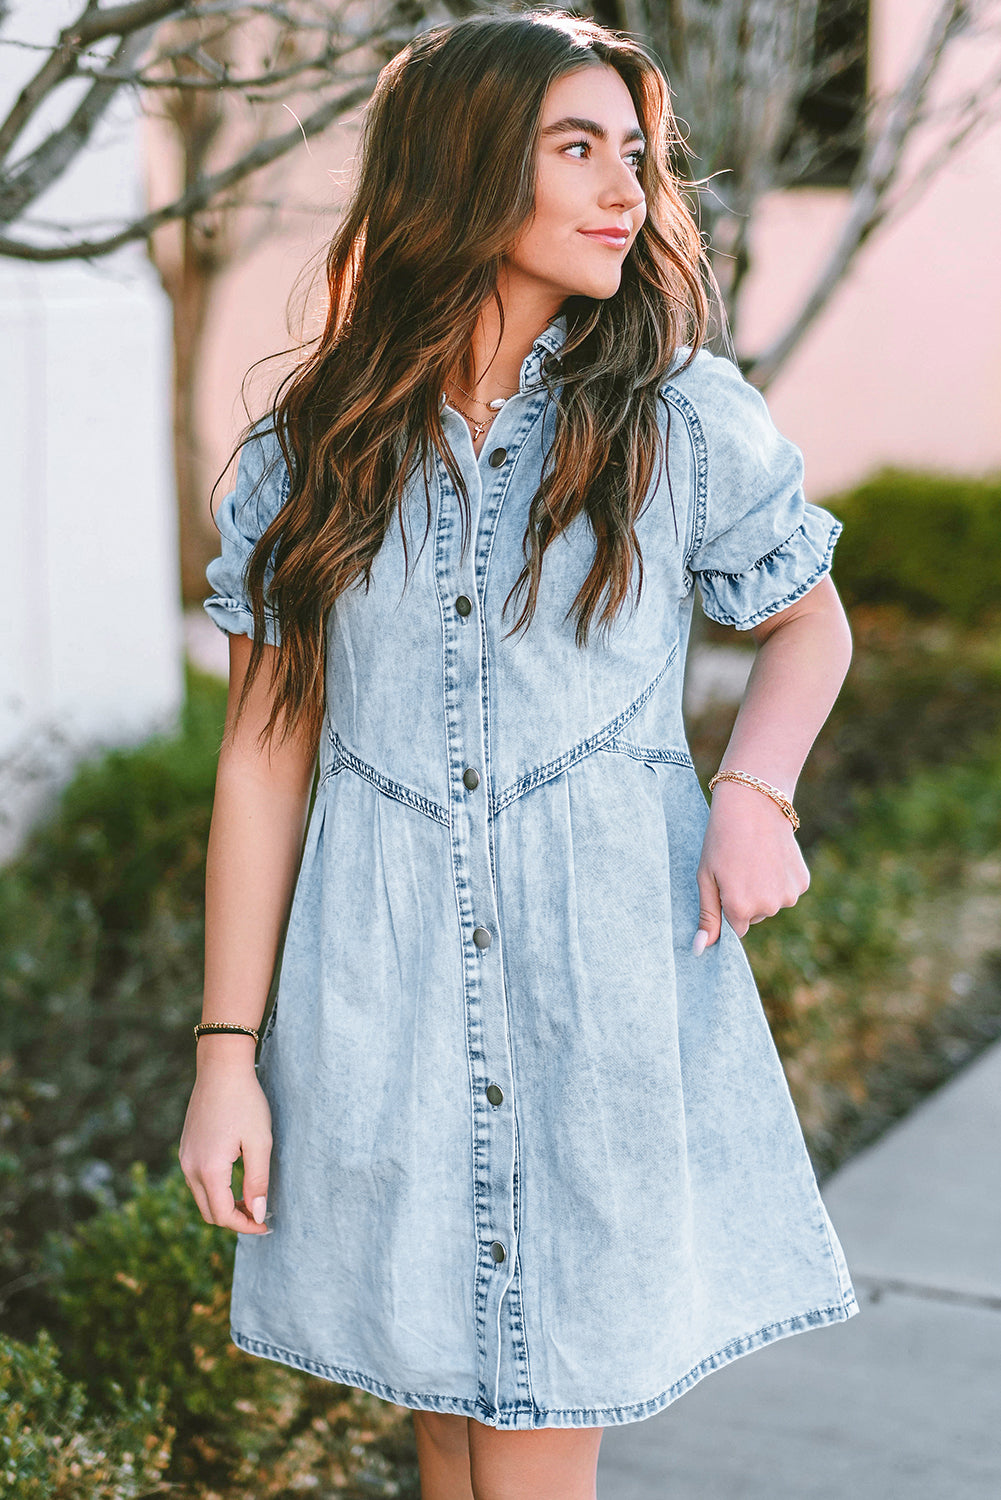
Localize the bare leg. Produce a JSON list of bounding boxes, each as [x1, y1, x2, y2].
[[412, 1411, 475, 1500], [468, 1419, 605, 1500]]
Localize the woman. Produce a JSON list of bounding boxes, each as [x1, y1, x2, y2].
[[180, 9, 859, 1497]]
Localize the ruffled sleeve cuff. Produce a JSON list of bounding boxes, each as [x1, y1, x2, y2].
[[694, 501, 844, 630], [203, 423, 288, 645]]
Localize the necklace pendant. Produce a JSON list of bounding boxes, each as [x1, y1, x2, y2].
[[487, 396, 506, 410]]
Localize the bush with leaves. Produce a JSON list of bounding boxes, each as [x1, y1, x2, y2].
[[824, 466, 1001, 626], [0, 1328, 173, 1499], [743, 732, 1001, 1170], [0, 669, 228, 1332], [39, 1164, 418, 1496]]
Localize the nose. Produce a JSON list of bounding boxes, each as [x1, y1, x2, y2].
[[601, 156, 646, 215]]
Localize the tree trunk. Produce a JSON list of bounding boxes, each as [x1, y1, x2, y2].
[[169, 237, 220, 603]]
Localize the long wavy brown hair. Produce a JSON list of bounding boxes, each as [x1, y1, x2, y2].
[[226, 5, 716, 748]]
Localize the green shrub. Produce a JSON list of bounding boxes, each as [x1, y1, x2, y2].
[[0, 668, 228, 1328], [42, 1163, 260, 1438], [0, 1328, 172, 1499], [823, 467, 1001, 626], [691, 611, 1001, 852], [4, 661, 226, 988], [40, 1166, 417, 1496]]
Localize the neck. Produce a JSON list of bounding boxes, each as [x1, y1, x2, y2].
[[448, 273, 564, 408]]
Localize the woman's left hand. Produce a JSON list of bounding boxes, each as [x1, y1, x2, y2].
[[692, 778, 810, 952]]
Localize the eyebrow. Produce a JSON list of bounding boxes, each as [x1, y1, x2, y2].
[[539, 116, 647, 147]]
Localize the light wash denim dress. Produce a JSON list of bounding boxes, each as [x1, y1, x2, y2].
[[204, 312, 859, 1431]]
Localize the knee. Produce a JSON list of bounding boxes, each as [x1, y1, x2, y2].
[[413, 1409, 470, 1458], [467, 1422, 603, 1500]]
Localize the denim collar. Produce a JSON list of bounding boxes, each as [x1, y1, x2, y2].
[[518, 312, 568, 393], [439, 312, 569, 409]]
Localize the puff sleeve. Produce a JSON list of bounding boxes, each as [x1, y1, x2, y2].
[[203, 421, 289, 645], [669, 348, 843, 630]]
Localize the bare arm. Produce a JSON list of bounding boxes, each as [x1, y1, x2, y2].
[[179, 632, 319, 1232], [693, 574, 853, 951]]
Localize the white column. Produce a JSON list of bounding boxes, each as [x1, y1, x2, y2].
[[0, 1, 183, 861]]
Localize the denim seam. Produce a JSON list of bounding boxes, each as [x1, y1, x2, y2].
[[815, 1191, 859, 1305], [599, 740, 695, 769], [491, 641, 679, 816], [231, 1291, 858, 1428], [697, 523, 803, 579], [204, 594, 277, 624], [321, 727, 450, 827], [658, 384, 706, 579]]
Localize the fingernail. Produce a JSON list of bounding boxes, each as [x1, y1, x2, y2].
[[692, 930, 709, 956], [252, 1196, 267, 1224]]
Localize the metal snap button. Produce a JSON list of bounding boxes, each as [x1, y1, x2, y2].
[[463, 767, 480, 791], [490, 1241, 506, 1263], [486, 1083, 504, 1106], [472, 926, 492, 949], [455, 595, 472, 616], [488, 448, 507, 468]]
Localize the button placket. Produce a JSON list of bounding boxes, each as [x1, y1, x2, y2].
[[432, 334, 558, 1415], [433, 443, 521, 1415]]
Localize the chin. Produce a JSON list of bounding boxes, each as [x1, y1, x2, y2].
[[582, 282, 623, 301], [559, 276, 623, 301]]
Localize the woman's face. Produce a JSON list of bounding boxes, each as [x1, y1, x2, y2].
[[504, 63, 648, 306]]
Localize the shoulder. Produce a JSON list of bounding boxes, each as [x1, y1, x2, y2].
[[227, 417, 291, 535], [659, 343, 765, 427], [658, 343, 798, 478], [236, 417, 289, 498]]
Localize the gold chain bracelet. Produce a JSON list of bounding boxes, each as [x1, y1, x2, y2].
[[193, 1022, 260, 1044], [707, 769, 800, 832]]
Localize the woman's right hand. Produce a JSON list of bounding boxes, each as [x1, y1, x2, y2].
[[179, 1039, 273, 1235]]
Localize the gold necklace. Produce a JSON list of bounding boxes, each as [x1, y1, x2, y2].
[[451, 377, 519, 409], [446, 381, 517, 440], [447, 395, 496, 441]]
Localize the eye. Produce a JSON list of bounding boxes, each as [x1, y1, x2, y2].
[[563, 138, 646, 170]]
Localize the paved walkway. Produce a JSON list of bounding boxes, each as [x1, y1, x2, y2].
[[597, 1039, 1001, 1498]]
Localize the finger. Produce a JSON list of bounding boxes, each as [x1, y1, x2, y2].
[[203, 1166, 239, 1228], [722, 906, 750, 938], [693, 869, 722, 953], [179, 1151, 215, 1225], [240, 1135, 273, 1227], [206, 1187, 270, 1236], [184, 1175, 215, 1227]]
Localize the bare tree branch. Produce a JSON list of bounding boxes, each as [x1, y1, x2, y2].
[[746, 0, 969, 388], [0, 0, 433, 250], [0, 21, 85, 160], [870, 64, 1001, 232], [0, 28, 153, 225], [71, 2, 199, 47], [0, 72, 376, 260], [78, 34, 366, 90]]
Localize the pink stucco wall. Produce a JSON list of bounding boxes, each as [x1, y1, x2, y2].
[[190, 0, 1001, 511], [741, 0, 1001, 497]]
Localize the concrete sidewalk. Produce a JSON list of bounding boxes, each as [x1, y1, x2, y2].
[[597, 1040, 1001, 1498]]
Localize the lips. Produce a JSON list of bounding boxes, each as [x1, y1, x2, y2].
[[579, 229, 629, 248]]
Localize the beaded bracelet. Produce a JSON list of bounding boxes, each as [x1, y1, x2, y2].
[[193, 1022, 260, 1044], [707, 769, 800, 832]]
